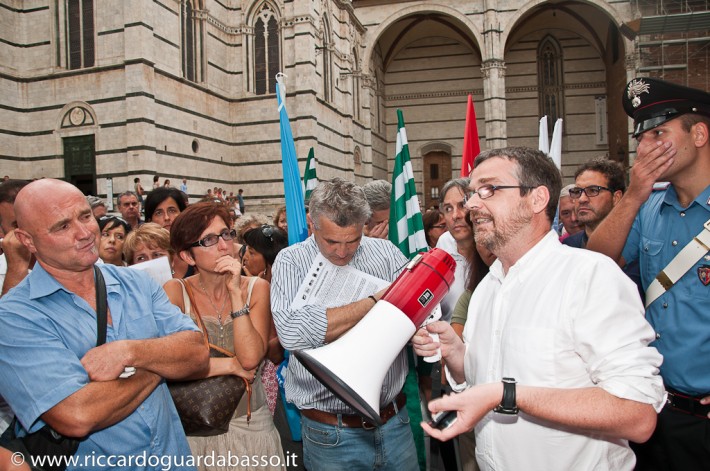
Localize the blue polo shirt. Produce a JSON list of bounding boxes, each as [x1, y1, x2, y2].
[[0, 264, 199, 470], [622, 184, 710, 396]]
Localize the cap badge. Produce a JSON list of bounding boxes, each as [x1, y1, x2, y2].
[[627, 79, 651, 108]]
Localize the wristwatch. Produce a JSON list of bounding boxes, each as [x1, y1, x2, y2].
[[493, 377, 519, 415], [230, 304, 250, 319]]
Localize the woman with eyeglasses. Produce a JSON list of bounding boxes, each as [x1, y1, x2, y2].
[[164, 202, 284, 470], [97, 216, 131, 266], [422, 208, 448, 248]]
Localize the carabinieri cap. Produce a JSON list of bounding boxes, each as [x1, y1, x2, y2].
[[623, 77, 710, 137]]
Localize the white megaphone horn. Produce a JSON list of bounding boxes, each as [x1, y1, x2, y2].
[[294, 248, 456, 425]]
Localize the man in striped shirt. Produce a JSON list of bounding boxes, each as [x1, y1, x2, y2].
[[271, 178, 418, 471]]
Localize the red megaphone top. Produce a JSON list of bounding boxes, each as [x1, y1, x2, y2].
[[380, 248, 456, 327]]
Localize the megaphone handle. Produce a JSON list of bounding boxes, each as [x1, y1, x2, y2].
[[423, 332, 442, 363]]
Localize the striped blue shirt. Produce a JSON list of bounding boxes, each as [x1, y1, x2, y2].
[[271, 236, 409, 413]]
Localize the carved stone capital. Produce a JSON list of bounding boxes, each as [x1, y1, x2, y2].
[[481, 59, 506, 78]]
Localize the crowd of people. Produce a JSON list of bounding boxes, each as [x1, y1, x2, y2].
[[0, 76, 708, 471]]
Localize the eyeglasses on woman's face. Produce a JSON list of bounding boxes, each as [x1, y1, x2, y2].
[[190, 229, 237, 248]]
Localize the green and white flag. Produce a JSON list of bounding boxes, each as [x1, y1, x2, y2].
[[303, 147, 318, 201], [389, 114, 429, 471], [389, 109, 427, 259]]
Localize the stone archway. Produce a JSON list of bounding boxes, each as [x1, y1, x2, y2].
[[501, 1, 631, 178], [363, 7, 483, 188]]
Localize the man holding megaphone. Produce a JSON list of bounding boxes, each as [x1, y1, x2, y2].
[[271, 178, 419, 471], [414, 147, 666, 471]]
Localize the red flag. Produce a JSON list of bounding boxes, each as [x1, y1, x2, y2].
[[460, 94, 480, 177]]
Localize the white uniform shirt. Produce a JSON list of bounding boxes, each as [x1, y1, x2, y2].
[[451, 231, 666, 471]]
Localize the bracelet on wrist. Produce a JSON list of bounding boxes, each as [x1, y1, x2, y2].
[[230, 304, 250, 319]]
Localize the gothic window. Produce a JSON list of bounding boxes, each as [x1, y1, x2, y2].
[[67, 0, 94, 69], [537, 36, 565, 126], [352, 48, 360, 121], [181, 1, 197, 81], [254, 4, 280, 95], [376, 71, 384, 134], [321, 16, 332, 102]]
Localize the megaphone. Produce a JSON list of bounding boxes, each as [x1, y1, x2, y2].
[[294, 248, 456, 424]]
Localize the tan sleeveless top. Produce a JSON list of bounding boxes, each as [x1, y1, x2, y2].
[[178, 277, 266, 415]]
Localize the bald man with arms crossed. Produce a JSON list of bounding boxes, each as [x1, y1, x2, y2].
[[0, 179, 208, 470]]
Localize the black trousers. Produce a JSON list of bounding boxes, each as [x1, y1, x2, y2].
[[633, 405, 710, 471]]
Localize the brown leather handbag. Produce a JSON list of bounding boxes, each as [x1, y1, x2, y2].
[[168, 280, 252, 437]]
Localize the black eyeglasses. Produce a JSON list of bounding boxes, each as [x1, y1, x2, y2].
[[464, 185, 533, 202], [245, 225, 275, 242], [568, 185, 612, 199], [191, 229, 237, 248]]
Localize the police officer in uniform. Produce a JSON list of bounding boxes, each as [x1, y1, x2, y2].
[[588, 78, 710, 470]]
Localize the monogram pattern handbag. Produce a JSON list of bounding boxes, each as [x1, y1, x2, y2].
[[167, 279, 251, 437]]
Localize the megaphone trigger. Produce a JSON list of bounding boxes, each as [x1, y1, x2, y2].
[[406, 252, 424, 271]]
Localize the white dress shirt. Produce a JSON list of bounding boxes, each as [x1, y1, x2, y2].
[[0, 253, 6, 294], [435, 231, 469, 323], [451, 231, 665, 471]]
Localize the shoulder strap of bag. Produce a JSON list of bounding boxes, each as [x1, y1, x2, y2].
[[94, 265, 107, 347], [645, 218, 710, 308], [178, 278, 210, 350], [176, 278, 192, 315], [245, 276, 258, 306]]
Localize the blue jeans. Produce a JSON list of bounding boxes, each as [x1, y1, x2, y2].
[[301, 406, 419, 471]]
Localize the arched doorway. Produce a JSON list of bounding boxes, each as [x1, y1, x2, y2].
[[423, 149, 451, 210]]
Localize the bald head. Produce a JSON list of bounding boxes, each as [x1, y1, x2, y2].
[[16, 179, 87, 232], [14, 179, 99, 273]]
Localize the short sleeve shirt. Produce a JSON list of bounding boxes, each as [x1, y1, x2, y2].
[[622, 184, 710, 395], [0, 263, 200, 469]]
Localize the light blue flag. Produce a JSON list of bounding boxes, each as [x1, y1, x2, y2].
[[276, 73, 308, 245]]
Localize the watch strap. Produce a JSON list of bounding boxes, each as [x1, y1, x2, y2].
[[493, 377, 518, 415]]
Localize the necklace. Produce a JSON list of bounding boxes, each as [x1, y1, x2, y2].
[[197, 275, 228, 326]]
